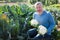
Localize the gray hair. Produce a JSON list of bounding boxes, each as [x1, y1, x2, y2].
[[34, 2, 43, 8]]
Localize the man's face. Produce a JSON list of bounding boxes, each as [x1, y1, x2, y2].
[[35, 4, 43, 12]]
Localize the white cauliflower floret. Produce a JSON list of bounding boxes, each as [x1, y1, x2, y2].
[[30, 19, 39, 27], [38, 25, 47, 35]]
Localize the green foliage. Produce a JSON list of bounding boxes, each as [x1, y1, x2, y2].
[[0, 14, 9, 35], [29, 0, 38, 4], [0, 6, 3, 14], [52, 27, 60, 40], [0, 4, 35, 39], [2, 5, 9, 12], [29, 0, 58, 5]]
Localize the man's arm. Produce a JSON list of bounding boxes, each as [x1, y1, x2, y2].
[[47, 13, 55, 35]]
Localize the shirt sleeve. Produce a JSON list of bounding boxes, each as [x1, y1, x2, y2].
[[33, 13, 35, 19], [47, 13, 55, 34]]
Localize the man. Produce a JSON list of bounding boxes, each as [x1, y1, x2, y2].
[[27, 2, 55, 40]]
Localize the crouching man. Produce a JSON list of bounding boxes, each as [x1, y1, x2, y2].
[[27, 2, 55, 40]]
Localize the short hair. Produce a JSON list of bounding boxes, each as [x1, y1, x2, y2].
[[34, 2, 43, 8]]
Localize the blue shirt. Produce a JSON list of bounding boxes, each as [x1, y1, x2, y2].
[[33, 11, 55, 35]]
